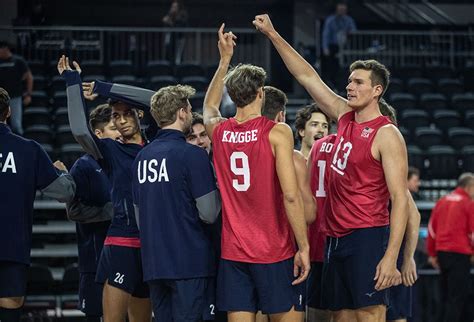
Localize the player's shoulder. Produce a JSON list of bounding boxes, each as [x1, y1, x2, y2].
[[376, 123, 403, 141], [184, 142, 209, 159]]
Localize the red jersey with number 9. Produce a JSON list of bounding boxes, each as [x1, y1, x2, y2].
[[308, 134, 337, 262], [212, 117, 296, 263], [326, 111, 392, 238]]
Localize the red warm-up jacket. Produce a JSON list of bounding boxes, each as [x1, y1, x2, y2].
[[427, 187, 474, 257]]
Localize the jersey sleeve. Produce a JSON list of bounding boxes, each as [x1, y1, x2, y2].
[[93, 80, 154, 110]]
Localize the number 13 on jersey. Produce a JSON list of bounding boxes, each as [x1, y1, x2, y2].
[[230, 152, 250, 191]]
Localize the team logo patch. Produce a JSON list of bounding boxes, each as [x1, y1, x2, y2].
[[361, 127, 374, 138]]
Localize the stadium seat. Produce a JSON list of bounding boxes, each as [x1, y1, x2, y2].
[[149, 75, 178, 90], [394, 64, 423, 81], [50, 75, 66, 93], [407, 78, 434, 96], [109, 60, 134, 76], [399, 126, 411, 144], [420, 93, 447, 110], [175, 63, 205, 79], [426, 145, 459, 179], [447, 127, 474, 149], [24, 125, 54, 145], [40, 143, 56, 161], [59, 143, 84, 169], [23, 264, 56, 313], [80, 60, 105, 76], [452, 93, 474, 113], [23, 107, 51, 128], [400, 109, 430, 132], [407, 145, 425, 174], [437, 78, 464, 97], [146, 60, 173, 77], [111, 75, 142, 87], [206, 63, 219, 80], [53, 91, 68, 107], [56, 125, 76, 146], [414, 127, 443, 149], [461, 65, 474, 91], [28, 60, 47, 76], [389, 93, 417, 112], [189, 92, 205, 113], [60, 263, 80, 311], [424, 65, 454, 80], [32, 75, 49, 91], [465, 110, 474, 129], [30, 91, 50, 107], [54, 107, 69, 128], [432, 110, 461, 132], [181, 76, 208, 92], [461, 145, 474, 172]]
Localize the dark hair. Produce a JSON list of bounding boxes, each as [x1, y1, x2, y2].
[[407, 166, 420, 180], [89, 104, 112, 131], [184, 112, 205, 137], [379, 98, 398, 126], [349, 59, 390, 99], [262, 86, 287, 120], [294, 103, 330, 142], [0, 87, 10, 122], [458, 172, 474, 188]]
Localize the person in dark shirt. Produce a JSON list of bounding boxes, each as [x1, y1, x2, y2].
[[0, 87, 75, 322], [66, 104, 121, 322], [407, 167, 422, 201], [0, 41, 34, 135], [58, 55, 153, 322], [132, 85, 221, 322]]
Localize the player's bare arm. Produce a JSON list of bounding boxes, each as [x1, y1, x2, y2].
[[293, 150, 316, 224], [203, 23, 236, 139], [401, 191, 420, 286], [253, 14, 350, 121], [373, 124, 409, 291], [270, 122, 310, 285]]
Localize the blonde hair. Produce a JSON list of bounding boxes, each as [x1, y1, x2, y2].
[[150, 85, 195, 127]]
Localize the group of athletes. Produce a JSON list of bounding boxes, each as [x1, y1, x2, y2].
[[0, 13, 423, 322]]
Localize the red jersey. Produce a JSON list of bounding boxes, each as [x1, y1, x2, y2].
[[427, 187, 474, 257], [326, 111, 392, 237], [308, 134, 337, 262], [212, 117, 295, 263]]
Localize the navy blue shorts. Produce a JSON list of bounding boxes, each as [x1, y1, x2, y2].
[[148, 277, 215, 322], [321, 226, 390, 311], [307, 261, 325, 310], [386, 252, 412, 320], [78, 273, 103, 316], [0, 261, 28, 297], [95, 245, 149, 298], [217, 257, 305, 314]]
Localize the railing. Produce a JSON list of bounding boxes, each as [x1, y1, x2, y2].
[[0, 26, 271, 73], [339, 30, 474, 68]]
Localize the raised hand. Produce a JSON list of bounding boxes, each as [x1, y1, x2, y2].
[[217, 23, 236, 61], [57, 55, 82, 75], [252, 14, 276, 37], [82, 82, 98, 101]]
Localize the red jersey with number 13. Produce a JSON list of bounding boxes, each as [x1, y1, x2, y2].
[[326, 111, 392, 238], [212, 117, 295, 263]]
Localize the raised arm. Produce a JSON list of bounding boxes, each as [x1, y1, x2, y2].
[[400, 191, 421, 286], [86, 80, 155, 110], [374, 125, 409, 291], [293, 150, 316, 224], [270, 123, 310, 285], [58, 56, 103, 160], [203, 23, 235, 139], [253, 14, 350, 121]]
